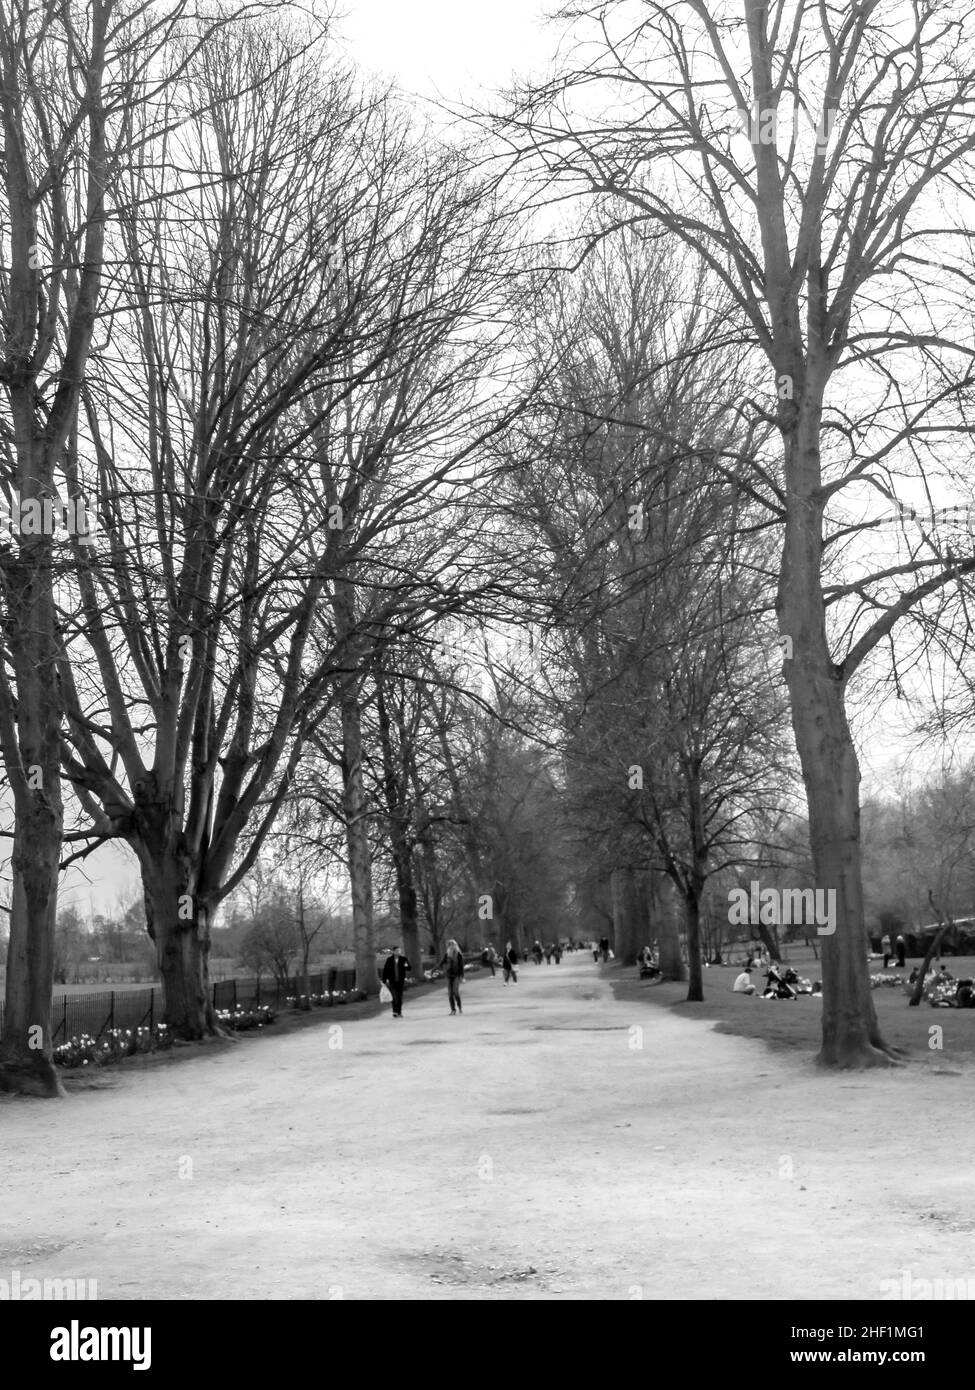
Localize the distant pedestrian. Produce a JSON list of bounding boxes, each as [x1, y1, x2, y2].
[[544, 943, 553, 964], [880, 932, 891, 968], [481, 944, 497, 977], [599, 936, 610, 963], [895, 934, 906, 968], [554, 944, 563, 964], [592, 942, 599, 962], [502, 941, 519, 984], [381, 946, 411, 1018], [439, 939, 466, 1014]]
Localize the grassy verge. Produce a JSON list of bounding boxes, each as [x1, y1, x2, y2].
[[607, 951, 975, 1069]]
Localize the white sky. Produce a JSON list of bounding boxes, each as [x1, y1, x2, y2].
[[334, 0, 559, 102]]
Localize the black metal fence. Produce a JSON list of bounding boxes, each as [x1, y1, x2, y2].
[[0, 957, 477, 1045], [0, 968, 359, 1045], [43, 988, 158, 1044], [212, 968, 358, 1013]]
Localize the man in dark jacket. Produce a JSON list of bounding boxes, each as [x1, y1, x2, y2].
[[381, 946, 410, 1017]]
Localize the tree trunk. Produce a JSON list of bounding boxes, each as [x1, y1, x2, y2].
[[780, 414, 897, 1067], [909, 901, 950, 1007], [375, 679, 422, 977], [0, 813, 64, 1097], [610, 867, 642, 966], [755, 921, 781, 963], [139, 851, 215, 1038], [651, 872, 686, 981], [340, 691, 377, 995], [684, 890, 704, 1002], [0, 474, 66, 1097]]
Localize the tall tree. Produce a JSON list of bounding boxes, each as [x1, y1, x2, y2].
[[0, 0, 254, 1095], [498, 0, 975, 1065], [57, 28, 517, 1030]]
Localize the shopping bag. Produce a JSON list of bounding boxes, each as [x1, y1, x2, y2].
[[379, 983, 392, 1004]]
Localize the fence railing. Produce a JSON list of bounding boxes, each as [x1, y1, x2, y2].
[[0, 956, 478, 1045]]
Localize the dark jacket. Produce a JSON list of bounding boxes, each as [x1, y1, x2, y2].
[[503, 946, 519, 967], [439, 950, 466, 980], [382, 954, 411, 988]]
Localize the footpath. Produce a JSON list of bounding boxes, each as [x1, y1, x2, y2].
[[1, 954, 971, 1299]]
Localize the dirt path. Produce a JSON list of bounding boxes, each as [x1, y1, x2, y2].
[[1, 956, 972, 1300]]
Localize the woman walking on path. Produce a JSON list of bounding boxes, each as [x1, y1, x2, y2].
[[502, 941, 519, 984], [439, 939, 466, 1014]]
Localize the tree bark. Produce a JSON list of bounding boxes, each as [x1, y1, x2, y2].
[[610, 867, 642, 966], [137, 842, 215, 1038], [340, 690, 377, 995], [650, 872, 686, 981], [780, 417, 897, 1066], [684, 889, 704, 1002], [0, 805, 64, 1097], [375, 679, 423, 976], [909, 898, 951, 1007]]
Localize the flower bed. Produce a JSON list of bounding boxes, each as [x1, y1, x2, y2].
[[54, 1023, 171, 1069], [215, 1005, 275, 1030], [285, 989, 367, 1009]]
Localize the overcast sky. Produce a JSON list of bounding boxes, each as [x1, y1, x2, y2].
[[335, 0, 558, 102]]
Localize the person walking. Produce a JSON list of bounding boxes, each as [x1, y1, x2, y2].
[[599, 935, 610, 963], [532, 940, 543, 965], [439, 939, 466, 1014], [502, 941, 519, 984], [895, 933, 907, 968], [880, 932, 891, 968], [380, 945, 410, 1018], [481, 944, 497, 977]]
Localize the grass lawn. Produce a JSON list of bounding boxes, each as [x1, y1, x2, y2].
[[610, 947, 975, 1066]]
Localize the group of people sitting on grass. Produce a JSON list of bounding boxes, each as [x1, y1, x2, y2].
[[733, 962, 821, 999]]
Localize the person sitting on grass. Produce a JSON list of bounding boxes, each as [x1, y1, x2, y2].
[[762, 962, 797, 999], [732, 968, 756, 996]]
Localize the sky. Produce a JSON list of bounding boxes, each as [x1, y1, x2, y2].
[[334, 0, 559, 103]]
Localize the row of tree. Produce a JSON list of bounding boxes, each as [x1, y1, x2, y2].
[[6, 0, 975, 1092]]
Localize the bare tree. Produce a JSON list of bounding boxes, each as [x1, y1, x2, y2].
[[0, 0, 263, 1095], [494, 0, 975, 1066], [55, 26, 518, 1033]]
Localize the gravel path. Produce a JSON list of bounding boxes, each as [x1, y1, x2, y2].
[[1, 954, 972, 1300]]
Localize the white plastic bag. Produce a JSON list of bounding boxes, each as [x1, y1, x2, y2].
[[379, 983, 392, 1004]]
